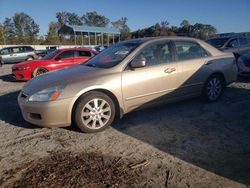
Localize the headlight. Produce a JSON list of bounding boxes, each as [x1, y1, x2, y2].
[[17, 66, 30, 71], [29, 84, 65, 102]]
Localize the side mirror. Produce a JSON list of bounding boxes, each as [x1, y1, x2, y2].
[[130, 59, 146, 68], [55, 56, 61, 61]]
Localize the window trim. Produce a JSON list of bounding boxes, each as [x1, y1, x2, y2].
[[226, 38, 240, 48], [0, 48, 12, 55], [55, 50, 76, 60], [173, 40, 211, 62], [124, 39, 175, 71], [238, 38, 249, 46], [76, 50, 92, 58]]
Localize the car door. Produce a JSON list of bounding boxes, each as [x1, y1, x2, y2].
[[23, 46, 35, 60], [17, 47, 29, 61], [53, 50, 76, 70], [122, 40, 179, 112], [74, 50, 93, 64], [10, 47, 27, 62], [173, 40, 212, 96]]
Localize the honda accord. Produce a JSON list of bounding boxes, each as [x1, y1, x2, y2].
[[18, 37, 238, 133]]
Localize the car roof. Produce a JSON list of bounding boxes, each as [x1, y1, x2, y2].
[[1, 45, 33, 49], [206, 36, 250, 41], [123, 36, 208, 44], [58, 47, 97, 52], [125, 36, 224, 56]]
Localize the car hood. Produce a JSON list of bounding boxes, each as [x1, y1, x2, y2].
[[13, 59, 48, 68], [23, 65, 102, 95]]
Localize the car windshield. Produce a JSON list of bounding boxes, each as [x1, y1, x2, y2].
[[84, 41, 142, 68], [206, 38, 230, 48], [42, 50, 59, 60]]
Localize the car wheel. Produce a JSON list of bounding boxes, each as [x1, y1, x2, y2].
[[33, 68, 48, 77], [74, 91, 116, 133], [203, 74, 225, 102], [26, 56, 34, 61]]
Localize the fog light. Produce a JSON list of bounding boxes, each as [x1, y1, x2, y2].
[[30, 113, 42, 120]]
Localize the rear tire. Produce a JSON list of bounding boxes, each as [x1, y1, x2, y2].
[[26, 56, 34, 61], [74, 91, 116, 133], [203, 74, 225, 102]]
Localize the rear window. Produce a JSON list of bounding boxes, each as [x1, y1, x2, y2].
[[239, 38, 250, 45], [0, 48, 11, 55], [175, 41, 210, 61], [24, 46, 34, 52], [77, 50, 92, 57]]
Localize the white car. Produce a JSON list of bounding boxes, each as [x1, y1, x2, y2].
[[0, 46, 37, 64]]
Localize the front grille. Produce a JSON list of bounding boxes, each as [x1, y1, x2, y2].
[[18, 74, 24, 79], [30, 113, 42, 120]]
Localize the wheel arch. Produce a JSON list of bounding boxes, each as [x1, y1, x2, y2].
[[26, 55, 35, 60], [207, 72, 226, 86], [31, 67, 49, 78], [71, 89, 123, 124]]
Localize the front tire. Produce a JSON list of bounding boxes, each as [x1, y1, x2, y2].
[[32, 68, 48, 77], [74, 91, 116, 133], [203, 74, 225, 102]]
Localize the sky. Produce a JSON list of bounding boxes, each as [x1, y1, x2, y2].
[[0, 0, 250, 36]]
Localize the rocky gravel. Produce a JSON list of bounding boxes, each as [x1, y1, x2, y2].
[[0, 64, 250, 187]]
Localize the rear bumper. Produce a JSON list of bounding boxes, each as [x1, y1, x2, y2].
[[18, 92, 76, 128]]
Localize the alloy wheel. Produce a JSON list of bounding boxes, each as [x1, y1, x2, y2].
[[35, 68, 47, 77], [206, 77, 222, 101], [81, 98, 111, 129]]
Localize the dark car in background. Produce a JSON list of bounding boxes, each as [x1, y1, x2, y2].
[[94, 45, 108, 52], [237, 51, 250, 75], [0, 46, 38, 64], [206, 37, 250, 58]]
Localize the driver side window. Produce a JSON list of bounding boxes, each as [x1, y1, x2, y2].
[[134, 41, 173, 67], [56, 50, 75, 60], [227, 39, 239, 48]]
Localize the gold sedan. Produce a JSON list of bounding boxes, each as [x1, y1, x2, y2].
[[18, 37, 238, 133]]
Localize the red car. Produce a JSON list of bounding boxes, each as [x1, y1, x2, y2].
[[12, 48, 98, 81]]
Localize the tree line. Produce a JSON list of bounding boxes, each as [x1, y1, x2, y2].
[[0, 11, 217, 45]]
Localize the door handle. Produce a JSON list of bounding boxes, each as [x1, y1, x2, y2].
[[164, 68, 176, 74]]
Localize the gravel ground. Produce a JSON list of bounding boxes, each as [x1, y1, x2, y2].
[[0, 64, 250, 187]]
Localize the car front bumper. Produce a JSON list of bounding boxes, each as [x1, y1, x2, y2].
[[12, 70, 31, 81], [18, 92, 76, 128]]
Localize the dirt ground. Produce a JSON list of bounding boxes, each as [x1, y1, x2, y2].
[[0, 64, 249, 187]]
